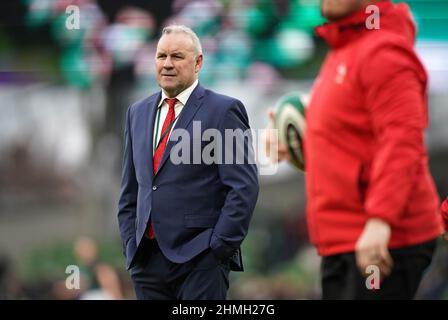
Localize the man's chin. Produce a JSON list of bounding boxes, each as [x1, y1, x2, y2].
[[321, 3, 363, 22], [159, 80, 176, 90], [322, 10, 347, 22], [160, 85, 180, 97]]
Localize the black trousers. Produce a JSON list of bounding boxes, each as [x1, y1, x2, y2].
[[130, 237, 230, 300], [321, 239, 437, 300]]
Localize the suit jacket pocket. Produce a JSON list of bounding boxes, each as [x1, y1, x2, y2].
[[184, 214, 218, 228]]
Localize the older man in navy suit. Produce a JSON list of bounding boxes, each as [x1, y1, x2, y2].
[[117, 25, 259, 300]]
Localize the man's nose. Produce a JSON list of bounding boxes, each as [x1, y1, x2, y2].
[[163, 57, 174, 69]]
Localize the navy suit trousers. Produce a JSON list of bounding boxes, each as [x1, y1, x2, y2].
[[130, 237, 230, 300]]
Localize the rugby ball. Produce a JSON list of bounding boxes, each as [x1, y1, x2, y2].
[[274, 92, 307, 171]]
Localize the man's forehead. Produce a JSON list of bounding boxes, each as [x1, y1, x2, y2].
[[157, 34, 195, 52]]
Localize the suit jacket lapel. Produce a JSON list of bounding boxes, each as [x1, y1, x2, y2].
[[155, 84, 205, 176], [144, 92, 161, 181]]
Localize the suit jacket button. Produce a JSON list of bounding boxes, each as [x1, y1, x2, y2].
[[152, 186, 157, 191]]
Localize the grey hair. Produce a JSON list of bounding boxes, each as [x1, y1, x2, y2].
[[161, 25, 203, 57]]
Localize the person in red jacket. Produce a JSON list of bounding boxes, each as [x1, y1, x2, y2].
[[266, 0, 446, 299]]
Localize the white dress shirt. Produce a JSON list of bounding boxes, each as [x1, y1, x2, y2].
[[153, 79, 199, 154]]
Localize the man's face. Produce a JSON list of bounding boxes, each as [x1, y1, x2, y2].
[[320, 0, 363, 21], [155, 33, 203, 97]]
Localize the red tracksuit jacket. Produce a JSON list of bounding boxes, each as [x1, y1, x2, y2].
[[305, 0, 444, 256]]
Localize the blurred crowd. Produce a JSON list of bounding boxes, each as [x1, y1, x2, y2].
[[0, 236, 132, 299], [13, 0, 325, 138], [21, 0, 323, 88]]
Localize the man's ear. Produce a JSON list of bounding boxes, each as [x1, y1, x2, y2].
[[195, 54, 203, 73]]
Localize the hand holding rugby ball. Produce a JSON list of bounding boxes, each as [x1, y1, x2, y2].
[[273, 92, 307, 171]]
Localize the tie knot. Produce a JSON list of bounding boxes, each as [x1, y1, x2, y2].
[[165, 98, 177, 109]]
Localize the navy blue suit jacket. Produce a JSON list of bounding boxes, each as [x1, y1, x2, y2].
[[117, 84, 259, 271]]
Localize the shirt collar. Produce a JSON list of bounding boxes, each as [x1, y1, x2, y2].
[[158, 79, 199, 108]]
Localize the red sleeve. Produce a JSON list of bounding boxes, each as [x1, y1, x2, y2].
[[359, 44, 428, 225]]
